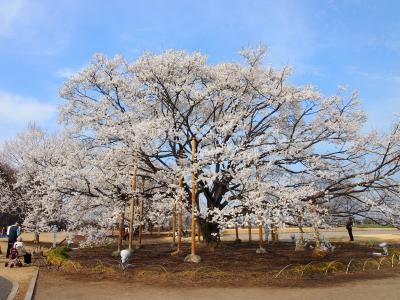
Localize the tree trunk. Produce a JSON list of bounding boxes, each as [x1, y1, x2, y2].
[[139, 178, 145, 246], [258, 224, 263, 248], [172, 204, 177, 244], [117, 211, 125, 252], [311, 202, 321, 248], [199, 219, 220, 244], [129, 166, 137, 250], [248, 222, 252, 242]]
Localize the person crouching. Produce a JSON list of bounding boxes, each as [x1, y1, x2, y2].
[[14, 236, 32, 265]]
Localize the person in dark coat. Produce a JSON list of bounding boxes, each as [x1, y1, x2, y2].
[[6, 222, 21, 258], [346, 217, 354, 241]]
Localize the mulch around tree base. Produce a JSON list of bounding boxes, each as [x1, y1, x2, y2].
[[44, 241, 400, 287]]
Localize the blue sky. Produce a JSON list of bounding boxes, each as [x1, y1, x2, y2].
[[0, 0, 399, 144]]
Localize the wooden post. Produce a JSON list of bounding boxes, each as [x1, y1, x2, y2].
[[184, 137, 201, 262], [197, 221, 202, 242], [312, 202, 321, 248], [129, 165, 137, 250], [139, 177, 145, 246], [117, 211, 125, 252], [248, 222, 252, 242], [295, 214, 306, 251], [256, 223, 266, 253], [298, 215, 304, 243], [234, 223, 241, 243], [255, 165, 266, 253], [177, 179, 183, 250], [172, 203, 177, 244], [271, 227, 276, 242], [191, 137, 197, 254], [258, 224, 263, 248]]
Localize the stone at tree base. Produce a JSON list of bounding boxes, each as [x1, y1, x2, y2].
[[184, 254, 202, 263], [135, 244, 143, 249], [312, 247, 328, 258], [111, 250, 120, 257], [295, 244, 306, 251], [234, 239, 242, 243], [170, 249, 183, 256], [256, 247, 266, 254], [207, 242, 218, 252]]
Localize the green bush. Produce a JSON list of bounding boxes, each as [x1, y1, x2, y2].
[[47, 246, 81, 271], [47, 246, 70, 262]]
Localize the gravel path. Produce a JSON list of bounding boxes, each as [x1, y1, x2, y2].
[[0, 276, 12, 300], [35, 272, 400, 300]]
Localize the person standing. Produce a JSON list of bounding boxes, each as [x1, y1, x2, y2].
[[123, 226, 129, 241], [346, 217, 354, 241], [264, 223, 269, 244], [6, 222, 21, 258]]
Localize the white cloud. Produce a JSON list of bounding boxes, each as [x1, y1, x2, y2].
[[0, 90, 57, 125], [55, 67, 79, 79]]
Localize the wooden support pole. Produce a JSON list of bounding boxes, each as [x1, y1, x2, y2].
[[258, 224, 263, 248], [117, 211, 125, 252], [172, 203, 177, 244], [184, 137, 201, 262], [234, 224, 241, 243], [312, 202, 321, 248], [197, 221, 202, 242], [139, 177, 145, 246], [255, 164, 266, 253], [191, 137, 197, 255], [248, 222, 252, 242], [298, 215, 304, 243], [178, 177, 183, 251], [129, 165, 137, 250]]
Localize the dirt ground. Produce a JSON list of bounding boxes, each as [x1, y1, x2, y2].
[[3, 228, 400, 299], [0, 261, 37, 300], [35, 270, 400, 300], [44, 240, 400, 288], [0, 237, 43, 300]]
